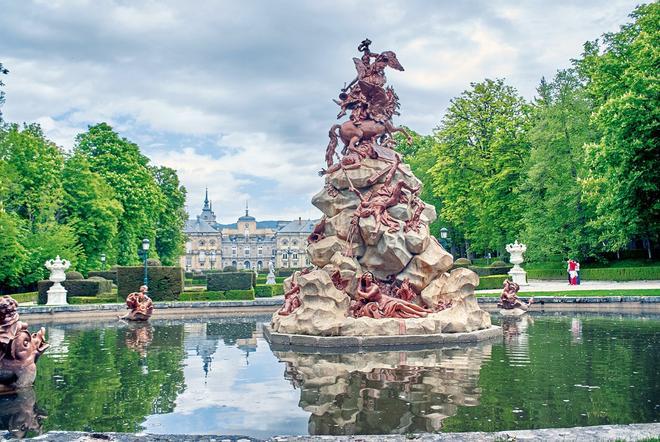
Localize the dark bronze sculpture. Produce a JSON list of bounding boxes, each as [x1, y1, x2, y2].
[[326, 39, 411, 167], [498, 280, 533, 312], [0, 296, 49, 394], [120, 285, 154, 321]]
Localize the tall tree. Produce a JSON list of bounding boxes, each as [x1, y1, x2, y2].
[[429, 79, 531, 255], [60, 153, 124, 271], [74, 123, 164, 265], [576, 3, 660, 257], [153, 166, 187, 265], [521, 69, 597, 261], [0, 123, 64, 228]]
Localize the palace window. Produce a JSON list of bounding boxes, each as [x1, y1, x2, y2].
[[232, 246, 237, 256], [282, 253, 288, 260], [257, 246, 263, 256], [244, 247, 250, 257]]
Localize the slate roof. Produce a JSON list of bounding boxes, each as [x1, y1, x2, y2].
[[184, 217, 219, 234], [277, 219, 319, 234]]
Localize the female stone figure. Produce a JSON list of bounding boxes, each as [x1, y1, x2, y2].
[[352, 272, 431, 319]]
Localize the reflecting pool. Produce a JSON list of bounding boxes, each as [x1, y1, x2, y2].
[[1, 313, 658, 438]]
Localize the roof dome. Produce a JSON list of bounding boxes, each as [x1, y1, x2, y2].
[[238, 214, 256, 222]]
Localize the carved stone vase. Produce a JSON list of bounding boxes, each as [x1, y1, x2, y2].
[[44, 255, 70, 305], [505, 240, 528, 286]]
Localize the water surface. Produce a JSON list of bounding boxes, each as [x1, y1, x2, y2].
[[1, 313, 658, 438]]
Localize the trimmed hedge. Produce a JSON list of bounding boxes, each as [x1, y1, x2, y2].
[[477, 274, 510, 290], [207, 272, 253, 291], [179, 289, 255, 301], [88, 271, 118, 284], [66, 271, 84, 280], [527, 266, 660, 281], [37, 279, 113, 304], [255, 285, 273, 298], [469, 265, 513, 277], [276, 268, 302, 277], [272, 283, 284, 296], [256, 276, 286, 284], [69, 294, 118, 305], [117, 266, 184, 301], [8, 292, 37, 304], [453, 258, 472, 268]]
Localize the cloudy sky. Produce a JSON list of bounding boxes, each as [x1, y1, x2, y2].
[[0, 0, 640, 223]]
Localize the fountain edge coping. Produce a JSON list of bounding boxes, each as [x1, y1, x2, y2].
[[10, 422, 660, 441], [263, 323, 503, 350], [16, 295, 660, 315]]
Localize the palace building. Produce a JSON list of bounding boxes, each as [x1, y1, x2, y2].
[[180, 190, 317, 272]]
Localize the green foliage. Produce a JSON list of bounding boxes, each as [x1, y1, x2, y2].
[[37, 278, 113, 304], [453, 258, 472, 267], [477, 274, 510, 289], [0, 211, 28, 289], [7, 291, 37, 303], [521, 69, 597, 261], [207, 272, 253, 291], [224, 289, 255, 300], [116, 266, 184, 301], [577, 3, 660, 254], [430, 79, 531, 254], [69, 293, 118, 305], [153, 166, 187, 265], [256, 275, 286, 284], [74, 123, 164, 265], [272, 283, 284, 296], [489, 260, 508, 268], [87, 271, 118, 284], [0, 62, 7, 120], [60, 152, 123, 272], [65, 271, 84, 280], [177, 289, 255, 301], [526, 266, 660, 281], [276, 268, 302, 277], [254, 284, 274, 297]]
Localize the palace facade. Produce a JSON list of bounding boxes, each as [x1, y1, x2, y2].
[[180, 190, 317, 272]]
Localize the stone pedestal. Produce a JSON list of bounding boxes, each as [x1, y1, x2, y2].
[[508, 266, 527, 286], [46, 283, 68, 305]]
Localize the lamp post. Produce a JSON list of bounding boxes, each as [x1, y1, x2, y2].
[[140, 239, 150, 286], [100, 253, 106, 270], [439, 227, 451, 251]]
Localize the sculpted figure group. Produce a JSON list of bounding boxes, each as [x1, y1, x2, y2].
[[0, 296, 49, 393], [120, 285, 154, 321], [498, 280, 534, 313]]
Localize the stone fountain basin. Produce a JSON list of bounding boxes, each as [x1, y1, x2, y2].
[[263, 323, 502, 351]]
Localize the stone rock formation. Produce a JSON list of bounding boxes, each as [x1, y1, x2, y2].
[[270, 40, 492, 337], [0, 296, 49, 393], [273, 344, 492, 435]]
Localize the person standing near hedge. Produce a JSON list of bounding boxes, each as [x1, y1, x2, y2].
[[567, 259, 578, 285]]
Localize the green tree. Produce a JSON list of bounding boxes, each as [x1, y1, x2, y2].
[[0, 211, 28, 290], [429, 79, 531, 255], [153, 166, 187, 265], [576, 3, 660, 257], [520, 69, 597, 261], [74, 123, 164, 265], [0, 123, 64, 228], [60, 153, 124, 271]]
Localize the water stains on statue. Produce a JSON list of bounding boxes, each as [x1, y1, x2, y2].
[[0, 296, 49, 394]]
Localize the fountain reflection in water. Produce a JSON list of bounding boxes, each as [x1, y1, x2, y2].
[[273, 344, 492, 435], [501, 315, 533, 367], [0, 388, 45, 439]]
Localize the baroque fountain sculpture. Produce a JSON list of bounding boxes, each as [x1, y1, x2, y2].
[[0, 296, 49, 393], [120, 285, 154, 321], [268, 40, 497, 343]]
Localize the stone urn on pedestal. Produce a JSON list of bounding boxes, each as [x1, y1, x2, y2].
[[505, 240, 528, 286], [44, 256, 70, 305]]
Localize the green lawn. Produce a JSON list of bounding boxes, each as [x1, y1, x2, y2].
[[476, 288, 660, 297]]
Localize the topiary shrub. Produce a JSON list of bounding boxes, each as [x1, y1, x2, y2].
[[277, 268, 303, 277], [207, 272, 253, 291], [225, 289, 255, 300], [453, 258, 472, 268], [66, 271, 84, 280], [116, 266, 184, 301], [477, 274, 511, 290], [489, 260, 508, 268], [88, 271, 118, 284], [255, 285, 273, 298], [147, 258, 162, 266], [272, 283, 284, 296], [38, 279, 114, 304], [223, 265, 237, 272]]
